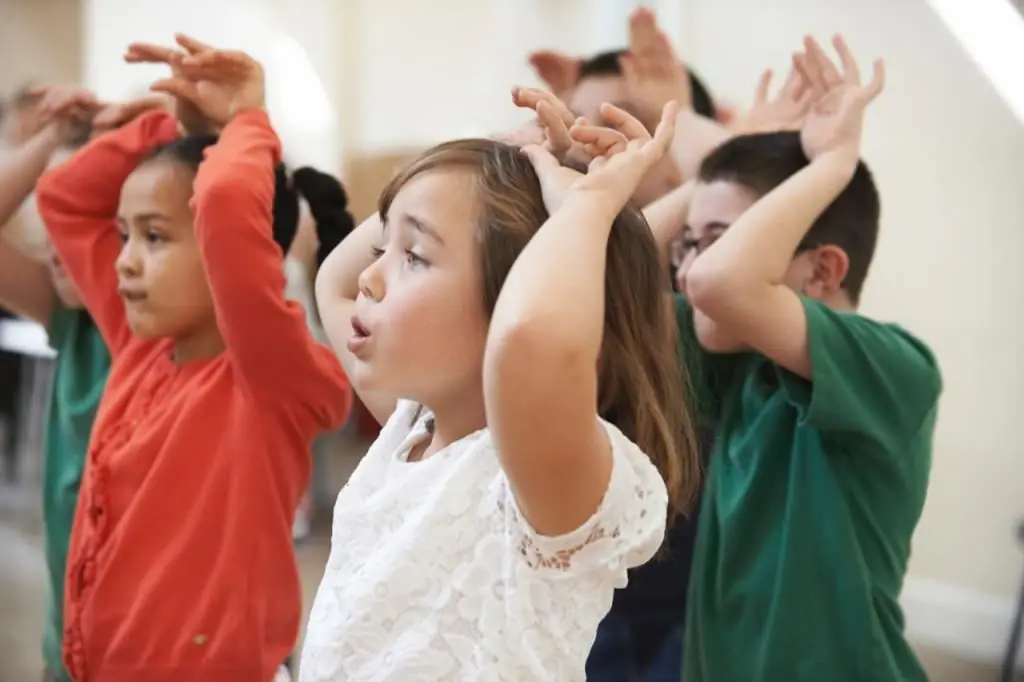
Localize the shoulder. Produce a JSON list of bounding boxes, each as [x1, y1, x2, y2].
[[803, 299, 942, 389]]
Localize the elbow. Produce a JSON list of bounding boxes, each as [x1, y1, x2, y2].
[[484, 317, 594, 388], [684, 258, 739, 317]]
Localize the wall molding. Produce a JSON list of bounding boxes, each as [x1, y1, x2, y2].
[[902, 577, 1020, 669]]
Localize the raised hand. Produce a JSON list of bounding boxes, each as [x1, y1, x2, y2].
[[124, 39, 217, 134], [29, 84, 100, 141], [794, 35, 884, 162], [739, 59, 815, 134], [511, 86, 590, 164], [622, 7, 691, 129], [527, 50, 581, 99], [522, 101, 678, 213], [172, 35, 265, 123]]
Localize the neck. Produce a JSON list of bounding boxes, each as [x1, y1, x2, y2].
[[171, 324, 225, 364], [421, 391, 488, 458]]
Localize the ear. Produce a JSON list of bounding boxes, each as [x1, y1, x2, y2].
[[807, 244, 849, 298]]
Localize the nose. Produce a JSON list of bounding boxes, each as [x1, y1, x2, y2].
[[356, 256, 385, 302], [675, 252, 696, 295], [115, 237, 142, 279]]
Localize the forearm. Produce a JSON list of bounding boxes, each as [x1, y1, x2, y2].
[[488, 192, 620, 366], [643, 180, 694, 263], [670, 110, 731, 181], [0, 125, 63, 226], [688, 151, 856, 303]]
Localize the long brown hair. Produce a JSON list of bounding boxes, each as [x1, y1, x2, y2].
[[378, 139, 701, 520]]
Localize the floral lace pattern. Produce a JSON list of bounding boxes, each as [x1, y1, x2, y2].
[[300, 401, 668, 682]]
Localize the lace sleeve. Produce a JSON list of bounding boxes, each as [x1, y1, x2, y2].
[[499, 419, 668, 579]]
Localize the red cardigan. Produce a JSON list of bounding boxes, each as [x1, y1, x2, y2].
[[37, 109, 351, 682]]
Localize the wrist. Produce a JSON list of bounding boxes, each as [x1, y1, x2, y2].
[[812, 148, 860, 180]]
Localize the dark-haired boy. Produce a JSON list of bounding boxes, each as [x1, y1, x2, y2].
[[675, 38, 941, 682]]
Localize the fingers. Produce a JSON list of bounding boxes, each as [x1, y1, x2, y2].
[[803, 36, 842, 88], [650, 101, 679, 155], [520, 144, 560, 174], [536, 100, 573, 155], [831, 34, 861, 85], [570, 125, 628, 158], [124, 43, 177, 65], [754, 69, 773, 105], [598, 103, 650, 141], [149, 77, 199, 103], [175, 33, 214, 56], [179, 50, 253, 81], [863, 59, 886, 102], [511, 86, 574, 127]]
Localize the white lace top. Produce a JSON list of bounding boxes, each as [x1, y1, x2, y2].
[[300, 401, 669, 682]]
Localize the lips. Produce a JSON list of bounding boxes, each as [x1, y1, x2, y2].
[[117, 286, 147, 302], [347, 315, 372, 357]]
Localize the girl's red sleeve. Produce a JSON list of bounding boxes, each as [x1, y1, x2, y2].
[[191, 109, 351, 430], [35, 111, 179, 357]]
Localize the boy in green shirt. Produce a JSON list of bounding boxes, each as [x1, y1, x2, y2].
[[1, 85, 111, 682], [673, 37, 941, 681]]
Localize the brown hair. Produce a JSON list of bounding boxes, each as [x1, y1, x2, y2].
[[378, 138, 701, 521]]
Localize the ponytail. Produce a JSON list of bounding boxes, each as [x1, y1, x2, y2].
[[291, 167, 355, 270]]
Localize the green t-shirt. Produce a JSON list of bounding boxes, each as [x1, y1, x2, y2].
[[42, 305, 111, 680], [678, 295, 941, 682]]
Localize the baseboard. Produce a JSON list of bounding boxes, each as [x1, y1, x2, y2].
[[902, 577, 1021, 669]]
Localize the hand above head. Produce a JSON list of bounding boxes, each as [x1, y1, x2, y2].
[[527, 50, 581, 99], [739, 57, 815, 134], [28, 84, 100, 142], [126, 34, 264, 132], [124, 39, 216, 135], [522, 100, 679, 214], [622, 7, 691, 128], [794, 35, 884, 164], [511, 86, 590, 165]]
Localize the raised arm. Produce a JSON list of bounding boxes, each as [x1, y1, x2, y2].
[[36, 105, 178, 355], [485, 102, 678, 537], [686, 36, 885, 379], [190, 107, 349, 424], [0, 123, 67, 323], [314, 212, 398, 425]]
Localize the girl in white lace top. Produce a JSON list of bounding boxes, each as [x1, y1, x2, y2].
[[303, 97, 701, 681]]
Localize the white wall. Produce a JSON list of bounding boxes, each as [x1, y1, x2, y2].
[[0, 0, 82, 94], [687, 0, 1024, 664]]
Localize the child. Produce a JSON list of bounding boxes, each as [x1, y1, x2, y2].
[[34, 36, 351, 681], [0, 87, 107, 682], [302, 101, 701, 679], [677, 37, 941, 681]]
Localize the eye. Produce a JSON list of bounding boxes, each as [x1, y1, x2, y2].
[[404, 249, 427, 267], [145, 231, 165, 245], [370, 245, 385, 259]]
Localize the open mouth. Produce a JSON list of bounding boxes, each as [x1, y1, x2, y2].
[[351, 316, 370, 339], [117, 287, 148, 303]]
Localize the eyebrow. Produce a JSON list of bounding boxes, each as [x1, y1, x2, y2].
[[406, 214, 445, 246], [117, 213, 170, 226]]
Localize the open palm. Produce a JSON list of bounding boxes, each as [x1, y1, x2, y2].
[[796, 35, 885, 161]]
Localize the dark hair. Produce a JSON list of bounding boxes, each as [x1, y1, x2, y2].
[[292, 167, 355, 270], [699, 131, 880, 303], [144, 136, 353, 260], [577, 49, 716, 119], [378, 139, 702, 521]]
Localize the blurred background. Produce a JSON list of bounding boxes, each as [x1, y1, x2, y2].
[[0, 0, 1022, 680]]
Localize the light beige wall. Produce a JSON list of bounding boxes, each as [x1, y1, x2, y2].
[[0, 0, 82, 96]]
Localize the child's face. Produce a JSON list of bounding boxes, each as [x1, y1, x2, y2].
[[350, 168, 490, 412], [115, 161, 217, 341], [568, 76, 681, 206], [680, 179, 828, 296]]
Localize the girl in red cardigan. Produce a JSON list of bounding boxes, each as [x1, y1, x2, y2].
[[35, 36, 351, 682]]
